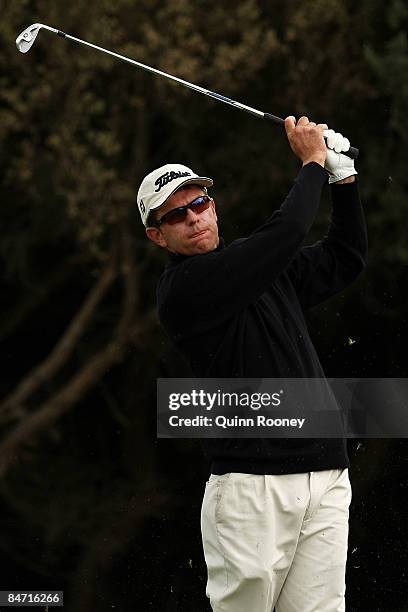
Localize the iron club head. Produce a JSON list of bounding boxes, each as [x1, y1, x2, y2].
[[16, 23, 59, 53], [16, 23, 43, 53]]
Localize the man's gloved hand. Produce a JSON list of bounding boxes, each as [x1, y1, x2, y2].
[[324, 129, 358, 184]]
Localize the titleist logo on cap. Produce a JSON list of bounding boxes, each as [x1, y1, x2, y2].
[[155, 170, 191, 192]]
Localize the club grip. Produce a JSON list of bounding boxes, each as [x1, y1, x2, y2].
[[264, 112, 359, 160], [341, 145, 359, 160]]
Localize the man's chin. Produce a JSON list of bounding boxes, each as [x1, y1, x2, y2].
[[168, 235, 219, 256], [192, 234, 219, 254]]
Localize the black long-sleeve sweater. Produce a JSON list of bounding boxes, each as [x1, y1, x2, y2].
[[157, 162, 368, 474]]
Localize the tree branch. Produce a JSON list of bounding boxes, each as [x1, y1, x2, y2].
[[0, 255, 82, 343], [0, 226, 143, 476], [0, 253, 117, 420]]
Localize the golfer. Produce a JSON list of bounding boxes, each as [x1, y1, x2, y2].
[[138, 116, 367, 611]]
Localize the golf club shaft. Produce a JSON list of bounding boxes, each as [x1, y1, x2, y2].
[[58, 30, 270, 120], [17, 25, 359, 159]]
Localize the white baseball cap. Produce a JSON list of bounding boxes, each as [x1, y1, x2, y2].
[[137, 163, 214, 226]]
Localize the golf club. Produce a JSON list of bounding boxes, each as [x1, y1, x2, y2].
[[16, 22, 359, 159]]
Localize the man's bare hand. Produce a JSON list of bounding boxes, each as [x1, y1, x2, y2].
[[284, 116, 328, 168]]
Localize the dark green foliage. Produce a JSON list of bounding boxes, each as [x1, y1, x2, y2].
[[0, 1, 407, 610]]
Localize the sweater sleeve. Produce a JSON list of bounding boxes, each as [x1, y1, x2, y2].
[[159, 163, 328, 329], [286, 179, 368, 310]]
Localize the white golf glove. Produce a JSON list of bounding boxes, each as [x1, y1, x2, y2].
[[324, 129, 357, 184]]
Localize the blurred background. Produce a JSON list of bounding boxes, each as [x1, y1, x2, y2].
[[1, 0, 407, 610]]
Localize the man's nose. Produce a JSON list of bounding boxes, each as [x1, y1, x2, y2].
[[185, 207, 200, 223]]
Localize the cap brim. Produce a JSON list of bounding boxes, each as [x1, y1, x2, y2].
[[149, 177, 214, 213]]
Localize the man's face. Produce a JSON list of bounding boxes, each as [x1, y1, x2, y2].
[[145, 185, 219, 256]]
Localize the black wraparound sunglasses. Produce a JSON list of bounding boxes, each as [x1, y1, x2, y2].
[[155, 195, 213, 227]]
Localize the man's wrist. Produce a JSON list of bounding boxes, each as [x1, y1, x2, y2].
[[332, 175, 356, 184], [302, 156, 326, 168]]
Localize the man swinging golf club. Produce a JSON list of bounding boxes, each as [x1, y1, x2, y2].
[[14, 22, 365, 611], [138, 116, 367, 611]]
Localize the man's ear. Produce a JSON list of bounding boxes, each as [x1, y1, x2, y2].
[[145, 226, 168, 248]]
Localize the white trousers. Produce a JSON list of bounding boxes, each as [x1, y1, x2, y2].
[[201, 469, 351, 612]]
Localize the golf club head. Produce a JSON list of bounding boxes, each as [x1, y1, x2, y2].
[[16, 23, 43, 53]]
